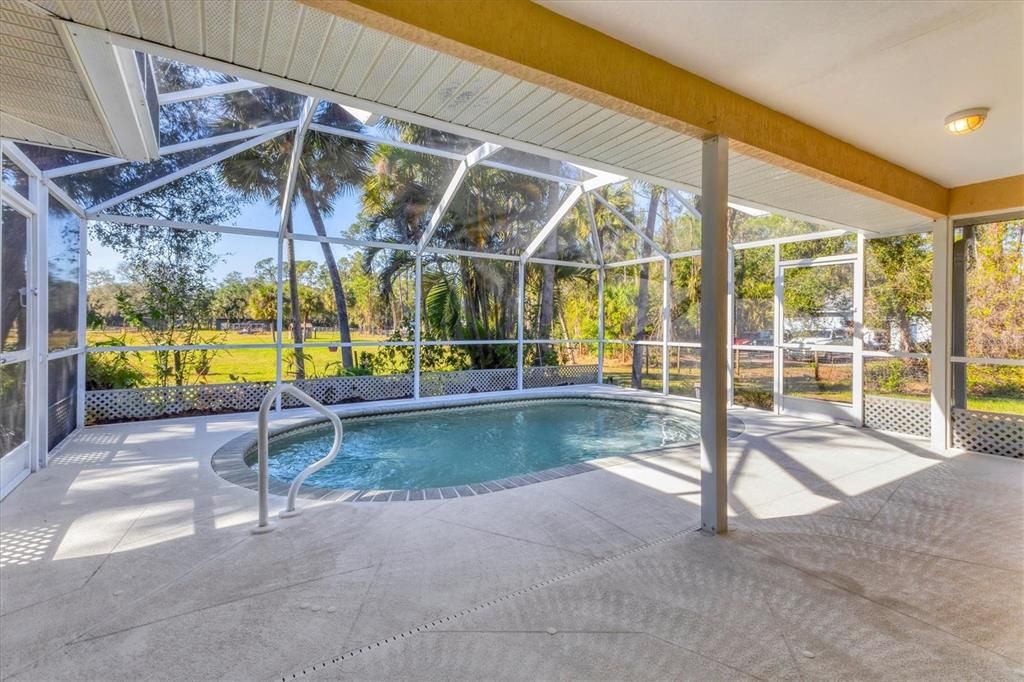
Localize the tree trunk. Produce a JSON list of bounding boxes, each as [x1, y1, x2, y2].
[[286, 221, 305, 379], [897, 311, 913, 353], [536, 176, 560, 364], [299, 184, 354, 368], [173, 350, 183, 386], [631, 189, 661, 388]]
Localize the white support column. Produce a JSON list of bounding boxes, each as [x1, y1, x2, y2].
[[930, 218, 952, 451], [772, 242, 783, 414], [76, 216, 87, 429], [662, 257, 670, 395], [699, 136, 729, 535], [585, 193, 604, 268], [852, 233, 865, 426], [597, 266, 605, 383], [517, 259, 525, 390], [588, 193, 606, 384], [274, 236, 284, 412], [413, 254, 422, 398], [33, 183, 48, 470], [726, 245, 735, 405]]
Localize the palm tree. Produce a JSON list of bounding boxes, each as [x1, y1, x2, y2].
[[631, 185, 663, 388], [534, 158, 566, 363], [356, 130, 552, 368], [216, 94, 370, 371]]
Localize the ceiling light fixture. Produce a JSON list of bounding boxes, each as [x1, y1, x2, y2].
[[944, 108, 989, 135]]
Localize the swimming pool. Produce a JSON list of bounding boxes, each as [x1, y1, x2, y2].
[[250, 398, 702, 492]]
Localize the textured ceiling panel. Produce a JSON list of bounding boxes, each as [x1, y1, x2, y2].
[[15, 0, 934, 233], [287, 4, 334, 81], [476, 85, 550, 134], [415, 61, 481, 120], [395, 50, 456, 113], [231, 1, 270, 69], [730, 153, 929, 233], [333, 26, 386, 95], [131, 0, 172, 47], [377, 44, 433, 108], [431, 66, 502, 123], [588, 124, 665, 162], [522, 97, 585, 143], [203, 0, 235, 63], [531, 101, 603, 148], [455, 74, 531, 128], [355, 36, 411, 102], [261, 1, 302, 77], [0, 0, 113, 154], [308, 18, 358, 91], [96, 0, 139, 37], [502, 92, 575, 139], [466, 77, 540, 130], [165, 0, 202, 55], [1, 112, 93, 152]]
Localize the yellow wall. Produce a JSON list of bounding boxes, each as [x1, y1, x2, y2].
[[949, 175, 1024, 217], [301, 0, 1020, 220]]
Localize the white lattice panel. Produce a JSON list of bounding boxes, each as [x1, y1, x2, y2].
[[523, 365, 599, 389], [420, 369, 517, 397], [86, 383, 274, 424], [952, 408, 1024, 458], [86, 375, 414, 424], [282, 374, 413, 407], [864, 396, 931, 438]]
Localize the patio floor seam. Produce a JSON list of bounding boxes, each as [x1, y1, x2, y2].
[[278, 524, 704, 680]]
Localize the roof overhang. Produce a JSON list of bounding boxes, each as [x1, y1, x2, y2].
[[301, 0, 949, 219], [0, 1, 158, 160]]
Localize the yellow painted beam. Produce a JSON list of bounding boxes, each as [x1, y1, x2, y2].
[[301, 0, 949, 218], [949, 175, 1024, 217]]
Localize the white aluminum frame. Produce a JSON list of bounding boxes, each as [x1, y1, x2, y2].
[[3, 24, 988, 512], [279, 97, 319, 236], [0, 181, 37, 498], [158, 79, 266, 105], [86, 131, 289, 216]]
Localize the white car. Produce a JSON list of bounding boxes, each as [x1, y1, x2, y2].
[[790, 329, 849, 346]]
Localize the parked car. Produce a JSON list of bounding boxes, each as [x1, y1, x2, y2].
[[787, 329, 851, 362], [734, 331, 772, 346], [789, 329, 850, 346]]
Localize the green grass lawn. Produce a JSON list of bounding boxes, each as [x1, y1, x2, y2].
[[87, 329, 392, 384], [87, 330, 1024, 415], [86, 329, 387, 347]]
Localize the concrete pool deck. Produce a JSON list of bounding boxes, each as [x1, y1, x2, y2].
[[0, 386, 1021, 680]]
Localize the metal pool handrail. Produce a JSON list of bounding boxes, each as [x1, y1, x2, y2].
[[252, 385, 343, 534]]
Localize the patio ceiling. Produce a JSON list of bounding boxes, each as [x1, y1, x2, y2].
[[0, 0, 115, 155], [13, 0, 934, 234], [540, 0, 1024, 189]]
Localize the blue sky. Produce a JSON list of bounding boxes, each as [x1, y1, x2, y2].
[[89, 193, 365, 283]]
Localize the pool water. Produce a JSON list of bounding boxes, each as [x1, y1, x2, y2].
[[258, 399, 700, 490]]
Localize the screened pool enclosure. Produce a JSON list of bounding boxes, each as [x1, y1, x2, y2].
[[1, 51, 1021, 499]]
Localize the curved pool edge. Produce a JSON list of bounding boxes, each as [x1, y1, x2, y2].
[[211, 388, 745, 503]]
